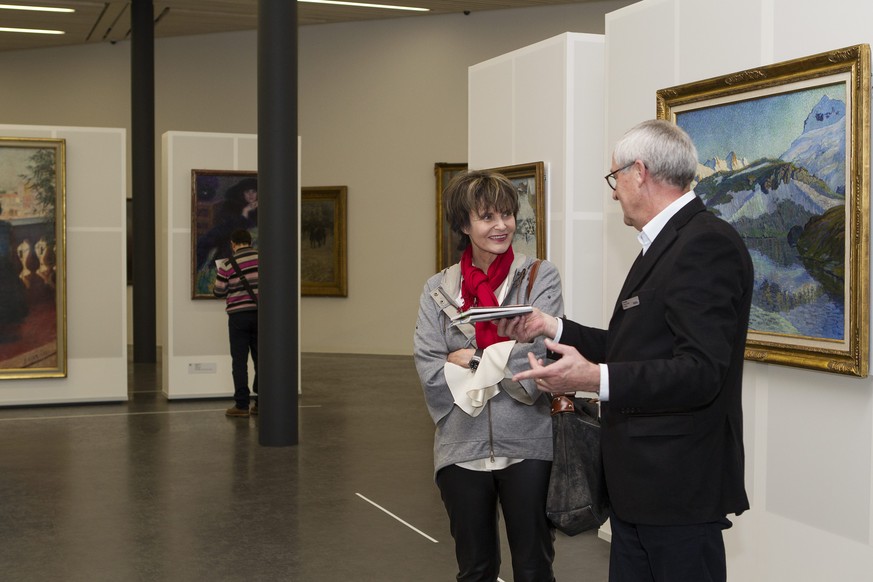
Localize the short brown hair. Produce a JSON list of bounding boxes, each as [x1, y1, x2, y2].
[[230, 229, 252, 246], [444, 170, 519, 251]]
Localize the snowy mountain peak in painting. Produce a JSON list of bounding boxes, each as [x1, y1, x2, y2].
[[703, 151, 749, 173], [802, 95, 845, 133], [782, 97, 847, 195]]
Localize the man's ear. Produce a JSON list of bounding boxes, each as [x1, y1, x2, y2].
[[634, 159, 649, 184]]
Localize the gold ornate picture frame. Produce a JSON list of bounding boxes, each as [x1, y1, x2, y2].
[[301, 186, 348, 297], [0, 137, 66, 379], [657, 44, 870, 377]]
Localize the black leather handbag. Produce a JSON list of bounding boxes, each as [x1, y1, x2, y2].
[[546, 394, 610, 535]]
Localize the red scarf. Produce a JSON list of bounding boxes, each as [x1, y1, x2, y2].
[[460, 245, 514, 348]]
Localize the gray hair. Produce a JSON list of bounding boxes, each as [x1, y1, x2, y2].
[[613, 119, 698, 189]]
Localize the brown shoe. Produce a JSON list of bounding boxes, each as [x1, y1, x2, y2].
[[225, 406, 250, 418], [250, 403, 258, 415]]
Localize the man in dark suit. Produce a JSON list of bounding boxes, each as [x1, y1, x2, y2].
[[499, 119, 753, 582]]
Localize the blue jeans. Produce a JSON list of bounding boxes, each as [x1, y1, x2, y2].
[[228, 310, 258, 408]]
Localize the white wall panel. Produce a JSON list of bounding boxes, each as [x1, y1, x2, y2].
[[469, 33, 605, 321], [767, 369, 871, 542], [468, 59, 515, 169], [773, 0, 873, 62], [162, 131, 257, 399], [677, 0, 765, 83]]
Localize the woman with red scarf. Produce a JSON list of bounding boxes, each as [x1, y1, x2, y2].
[[414, 170, 564, 582]]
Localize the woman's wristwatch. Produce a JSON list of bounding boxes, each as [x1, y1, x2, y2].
[[468, 348, 483, 371]]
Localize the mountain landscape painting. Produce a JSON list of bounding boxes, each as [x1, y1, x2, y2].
[[676, 83, 849, 342]]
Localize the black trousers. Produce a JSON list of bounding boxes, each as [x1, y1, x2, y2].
[[436, 460, 555, 582], [228, 310, 258, 408], [609, 512, 731, 582]]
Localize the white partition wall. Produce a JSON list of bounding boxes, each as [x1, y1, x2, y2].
[[605, 1, 873, 580], [161, 131, 258, 399], [0, 124, 127, 405], [469, 32, 606, 328]]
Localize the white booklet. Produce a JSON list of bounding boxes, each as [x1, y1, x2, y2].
[[451, 304, 533, 326]]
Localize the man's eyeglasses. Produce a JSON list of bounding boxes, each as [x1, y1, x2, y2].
[[604, 162, 635, 190]]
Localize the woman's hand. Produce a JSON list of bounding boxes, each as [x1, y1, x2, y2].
[[242, 201, 258, 219], [448, 348, 477, 369]]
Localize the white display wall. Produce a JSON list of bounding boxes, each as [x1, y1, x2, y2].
[[161, 131, 257, 399], [468, 32, 606, 325], [604, 1, 873, 580], [0, 124, 127, 405]]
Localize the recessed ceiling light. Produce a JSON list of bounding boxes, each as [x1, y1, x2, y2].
[[0, 3, 75, 12], [0, 26, 64, 34], [298, 0, 429, 12]]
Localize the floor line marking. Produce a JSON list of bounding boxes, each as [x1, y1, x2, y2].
[[356, 492, 439, 544], [0, 405, 322, 422]]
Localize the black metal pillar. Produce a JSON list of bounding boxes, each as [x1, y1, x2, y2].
[[131, 0, 156, 363], [258, 0, 299, 445]]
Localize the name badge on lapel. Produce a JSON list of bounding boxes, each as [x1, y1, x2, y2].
[[621, 296, 640, 310]]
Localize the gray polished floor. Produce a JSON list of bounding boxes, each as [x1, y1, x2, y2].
[[0, 353, 609, 581]]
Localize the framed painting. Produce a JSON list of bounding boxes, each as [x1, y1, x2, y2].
[[191, 169, 258, 299], [435, 162, 467, 271], [301, 186, 347, 297], [486, 162, 546, 262], [435, 161, 546, 272], [657, 44, 870, 377], [0, 137, 66, 379]]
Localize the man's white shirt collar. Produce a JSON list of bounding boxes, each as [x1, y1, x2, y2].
[[638, 191, 697, 254]]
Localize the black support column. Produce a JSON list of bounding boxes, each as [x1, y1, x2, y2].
[[131, 0, 156, 363], [258, 0, 299, 446]]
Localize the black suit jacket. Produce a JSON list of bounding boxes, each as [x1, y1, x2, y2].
[[562, 196, 752, 526]]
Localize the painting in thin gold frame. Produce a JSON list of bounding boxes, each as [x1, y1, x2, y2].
[[191, 170, 258, 299], [434, 162, 467, 272], [657, 44, 870, 377], [435, 161, 546, 272], [302, 186, 347, 297], [0, 137, 66, 379]]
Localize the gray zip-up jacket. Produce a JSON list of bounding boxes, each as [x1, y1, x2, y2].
[[413, 254, 564, 477]]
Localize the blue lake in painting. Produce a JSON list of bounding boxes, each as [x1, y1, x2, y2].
[[745, 238, 844, 340]]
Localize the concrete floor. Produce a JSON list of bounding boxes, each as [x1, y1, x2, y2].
[[0, 353, 610, 581]]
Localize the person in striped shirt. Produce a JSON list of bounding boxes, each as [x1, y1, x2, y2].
[[214, 229, 259, 417]]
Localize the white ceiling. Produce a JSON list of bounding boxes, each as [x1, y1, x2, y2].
[[0, 0, 605, 52]]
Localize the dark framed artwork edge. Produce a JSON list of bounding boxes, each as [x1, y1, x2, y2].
[[301, 185, 348, 297], [434, 162, 468, 272]]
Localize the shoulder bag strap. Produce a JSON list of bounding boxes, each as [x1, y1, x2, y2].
[[526, 259, 542, 303], [227, 255, 258, 304]]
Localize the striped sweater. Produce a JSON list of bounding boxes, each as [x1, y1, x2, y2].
[[213, 247, 259, 314]]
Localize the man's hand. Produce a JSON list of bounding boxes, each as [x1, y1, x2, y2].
[[512, 340, 600, 394], [497, 307, 557, 343]]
